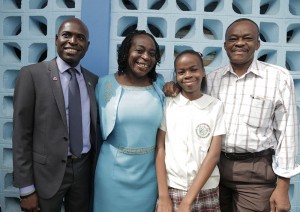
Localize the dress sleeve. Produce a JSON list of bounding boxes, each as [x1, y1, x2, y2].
[[159, 97, 169, 132], [156, 73, 165, 90]]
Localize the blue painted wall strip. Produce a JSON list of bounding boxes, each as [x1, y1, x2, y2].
[[81, 0, 111, 77]]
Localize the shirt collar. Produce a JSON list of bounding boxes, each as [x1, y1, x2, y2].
[[56, 56, 82, 74], [172, 93, 215, 109], [221, 59, 262, 78]]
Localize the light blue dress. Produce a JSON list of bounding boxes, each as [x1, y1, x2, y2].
[[94, 74, 164, 212]]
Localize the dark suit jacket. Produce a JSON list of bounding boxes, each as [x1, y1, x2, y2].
[[12, 59, 99, 199]]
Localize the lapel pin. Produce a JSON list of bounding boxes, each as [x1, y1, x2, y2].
[[53, 77, 58, 81]]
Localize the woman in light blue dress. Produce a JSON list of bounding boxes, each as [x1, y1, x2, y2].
[[94, 30, 165, 212]]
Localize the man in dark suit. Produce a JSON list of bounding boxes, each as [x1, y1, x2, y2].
[[12, 18, 99, 212]]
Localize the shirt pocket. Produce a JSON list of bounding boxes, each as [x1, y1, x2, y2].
[[243, 97, 273, 128]]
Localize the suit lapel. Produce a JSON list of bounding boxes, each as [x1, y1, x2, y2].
[[81, 68, 97, 128], [48, 59, 68, 129], [81, 68, 98, 152]]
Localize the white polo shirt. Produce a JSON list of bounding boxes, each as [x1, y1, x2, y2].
[[160, 93, 226, 191]]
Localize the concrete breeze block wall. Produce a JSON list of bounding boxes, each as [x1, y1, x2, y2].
[[0, 0, 81, 211], [0, 0, 300, 211], [109, 0, 300, 211]]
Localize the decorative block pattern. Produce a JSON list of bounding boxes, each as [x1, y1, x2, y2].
[[110, 0, 300, 80], [1, 0, 300, 211], [109, 0, 300, 211], [0, 0, 81, 211]]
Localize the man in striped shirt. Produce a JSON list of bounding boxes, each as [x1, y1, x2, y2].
[[206, 18, 300, 212]]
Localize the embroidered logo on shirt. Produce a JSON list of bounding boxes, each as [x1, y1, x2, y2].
[[196, 123, 210, 138]]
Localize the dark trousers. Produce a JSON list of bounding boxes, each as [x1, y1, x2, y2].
[[218, 153, 276, 212], [38, 153, 92, 212]]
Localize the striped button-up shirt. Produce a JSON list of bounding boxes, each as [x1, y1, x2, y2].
[[206, 60, 300, 178]]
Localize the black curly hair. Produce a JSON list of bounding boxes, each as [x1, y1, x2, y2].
[[117, 30, 161, 82]]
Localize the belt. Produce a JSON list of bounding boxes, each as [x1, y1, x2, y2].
[[117, 145, 156, 155], [221, 149, 275, 160]]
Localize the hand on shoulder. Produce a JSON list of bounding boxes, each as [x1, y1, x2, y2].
[[163, 81, 180, 97]]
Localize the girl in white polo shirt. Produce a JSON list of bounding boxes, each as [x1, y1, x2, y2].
[[156, 50, 225, 211]]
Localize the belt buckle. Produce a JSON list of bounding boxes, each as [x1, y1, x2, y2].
[[224, 152, 233, 160]]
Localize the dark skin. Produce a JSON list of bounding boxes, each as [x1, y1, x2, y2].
[[19, 18, 90, 212], [164, 19, 291, 212], [175, 53, 204, 101], [163, 20, 260, 94], [55, 18, 90, 67], [223, 20, 260, 77], [116, 34, 157, 86], [156, 53, 221, 212], [225, 20, 290, 212]]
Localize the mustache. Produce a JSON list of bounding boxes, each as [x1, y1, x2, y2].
[[232, 47, 248, 52]]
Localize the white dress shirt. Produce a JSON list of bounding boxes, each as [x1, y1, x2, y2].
[[206, 60, 300, 178]]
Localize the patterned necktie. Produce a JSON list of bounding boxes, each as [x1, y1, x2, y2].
[[68, 68, 83, 157]]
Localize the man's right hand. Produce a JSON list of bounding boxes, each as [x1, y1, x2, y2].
[[163, 81, 180, 97], [20, 192, 40, 212]]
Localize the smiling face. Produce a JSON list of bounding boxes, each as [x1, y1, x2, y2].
[[175, 53, 205, 100], [126, 34, 157, 80], [224, 20, 260, 73], [55, 18, 90, 67]]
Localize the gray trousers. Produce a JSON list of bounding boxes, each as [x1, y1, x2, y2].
[[38, 153, 92, 212]]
